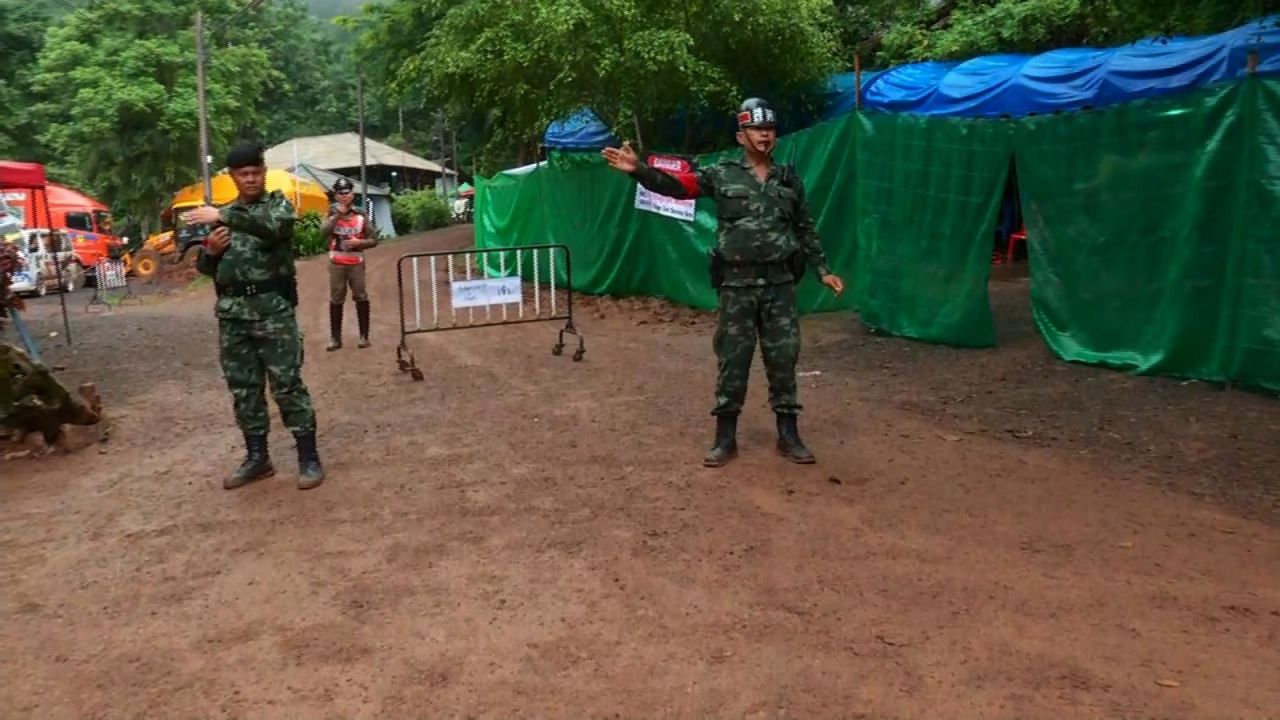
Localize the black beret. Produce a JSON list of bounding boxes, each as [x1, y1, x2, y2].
[[225, 141, 265, 170]]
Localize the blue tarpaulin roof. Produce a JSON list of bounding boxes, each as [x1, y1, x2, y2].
[[544, 108, 619, 150], [862, 14, 1280, 117], [821, 70, 886, 119], [541, 15, 1279, 146]]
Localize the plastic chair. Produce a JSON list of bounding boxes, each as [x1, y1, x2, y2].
[[1006, 229, 1027, 264]]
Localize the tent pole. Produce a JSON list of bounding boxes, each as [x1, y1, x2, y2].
[[39, 188, 71, 346], [292, 140, 300, 209], [855, 53, 863, 111]]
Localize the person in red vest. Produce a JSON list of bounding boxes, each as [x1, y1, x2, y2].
[[320, 177, 379, 351]]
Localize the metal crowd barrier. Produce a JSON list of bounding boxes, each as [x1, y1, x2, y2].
[[394, 243, 585, 381]]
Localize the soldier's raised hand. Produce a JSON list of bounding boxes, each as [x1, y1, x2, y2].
[[183, 205, 221, 226], [601, 142, 639, 173]]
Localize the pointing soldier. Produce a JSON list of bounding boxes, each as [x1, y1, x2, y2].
[[603, 98, 845, 468], [185, 142, 325, 490], [320, 177, 379, 351]]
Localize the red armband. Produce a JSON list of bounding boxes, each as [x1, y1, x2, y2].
[[648, 154, 702, 199], [671, 171, 702, 199]]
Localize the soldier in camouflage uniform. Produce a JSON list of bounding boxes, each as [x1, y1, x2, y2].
[[184, 142, 325, 490], [603, 98, 845, 467]]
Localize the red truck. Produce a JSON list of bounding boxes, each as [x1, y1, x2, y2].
[[1, 182, 124, 282]]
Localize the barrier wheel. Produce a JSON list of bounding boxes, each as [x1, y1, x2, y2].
[[552, 343, 564, 356], [410, 368, 424, 382], [572, 349, 584, 362]]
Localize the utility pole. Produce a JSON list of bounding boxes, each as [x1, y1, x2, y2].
[[358, 74, 369, 221], [194, 1, 264, 206], [195, 10, 212, 204]]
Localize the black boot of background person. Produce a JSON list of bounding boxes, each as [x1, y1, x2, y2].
[[355, 300, 371, 348], [776, 413, 816, 464], [327, 302, 343, 351], [226, 433, 274, 490], [295, 431, 325, 490], [703, 413, 739, 467]]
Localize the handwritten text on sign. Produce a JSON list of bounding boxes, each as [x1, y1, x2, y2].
[[634, 154, 696, 223], [450, 277, 523, 309]]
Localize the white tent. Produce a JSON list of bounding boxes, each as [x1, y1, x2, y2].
[[288, 163, 397, 238]]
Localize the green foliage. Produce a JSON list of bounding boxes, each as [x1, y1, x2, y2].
[[30, 0, 272, 234], [293, 210, 328, 257], [0, 0, 55, 161], [239, 0, 366, 145], [349, 0, 842, 170], [391, 190, 451, 233]]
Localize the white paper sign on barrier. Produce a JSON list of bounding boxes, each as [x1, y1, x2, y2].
[[450, 277, 522, 309]]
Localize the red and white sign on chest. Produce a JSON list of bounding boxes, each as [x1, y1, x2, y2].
[[634, 154, 696, 223]]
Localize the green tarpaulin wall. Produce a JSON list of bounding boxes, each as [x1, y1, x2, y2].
[[1015, 79, 1280, 392], [476, 77, 1280, 391]]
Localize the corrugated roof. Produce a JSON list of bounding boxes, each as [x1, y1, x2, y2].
[[288, 163, 391, 196], [264, 132, 455, 175]]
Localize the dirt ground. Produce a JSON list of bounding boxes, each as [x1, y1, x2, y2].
[[2, 225, 1278, 718]]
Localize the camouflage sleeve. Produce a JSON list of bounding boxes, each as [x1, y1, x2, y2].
[[792, 178, 832, 277], [629, 162, 715, 199], [219, 193, 296, 245], [195, 246, 220, 277]]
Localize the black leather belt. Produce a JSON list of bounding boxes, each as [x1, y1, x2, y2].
[[214, 276, 293, 298]]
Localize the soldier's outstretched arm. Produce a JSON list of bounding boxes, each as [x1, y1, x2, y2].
[[219, 194, 296, 244], [603, 141, 714, 199]]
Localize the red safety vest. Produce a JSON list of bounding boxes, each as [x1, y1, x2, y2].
[[329, 212, 368, 266]]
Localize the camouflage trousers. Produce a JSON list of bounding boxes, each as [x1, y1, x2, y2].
[[218, 311, 316, 436], [712, 282, 801, 416]]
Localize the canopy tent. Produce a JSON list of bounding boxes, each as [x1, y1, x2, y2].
[[862, 14, 1280, 117], [0, 161, 47, 189], [287, 162, 397, 238], [0, 160, 72, 350], [167, 169, 329, 216], [477, 13, 1280, 394]]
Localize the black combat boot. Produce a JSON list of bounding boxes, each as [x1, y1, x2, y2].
[[703, 413, 739, 467], [226, 433, 274, 490], [295, 431, 325, 490], [355, 300, 371, 348], [327, 303, 343, 351], [776, 413, 816, 464]]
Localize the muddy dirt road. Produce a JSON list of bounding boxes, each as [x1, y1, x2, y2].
[[3, 226, 1278, 718]]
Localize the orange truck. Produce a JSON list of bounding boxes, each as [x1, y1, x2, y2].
[[0, 182, 124, 283]]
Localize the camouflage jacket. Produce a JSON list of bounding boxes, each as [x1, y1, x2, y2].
[[631, 156, 832, 287], [196, 190, 298, 321]]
